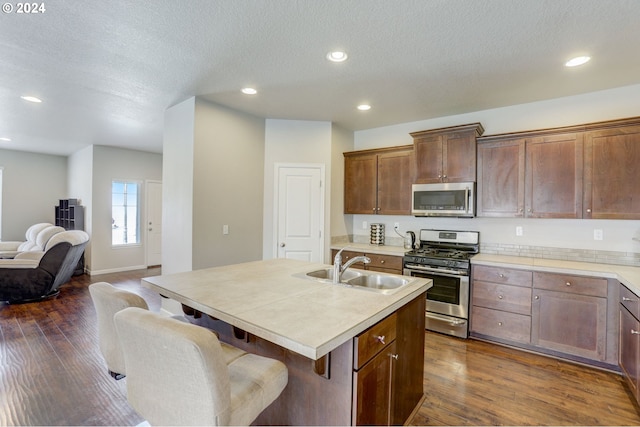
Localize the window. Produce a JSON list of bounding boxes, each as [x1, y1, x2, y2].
[[112, 180, 140, 245]]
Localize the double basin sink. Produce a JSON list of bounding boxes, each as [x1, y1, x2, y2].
[[301, 268, 412, 295]]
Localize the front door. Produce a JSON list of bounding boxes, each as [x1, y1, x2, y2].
[[146, 180, 162, 267], [276, 165, 324, 262]]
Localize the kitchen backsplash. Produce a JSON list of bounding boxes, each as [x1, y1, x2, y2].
[[333, 235, 640, 267]]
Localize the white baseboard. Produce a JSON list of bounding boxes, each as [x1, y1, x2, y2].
[[87, 264, 148, 276]]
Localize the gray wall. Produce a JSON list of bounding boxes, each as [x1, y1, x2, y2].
[[0, 148, 66, 240]]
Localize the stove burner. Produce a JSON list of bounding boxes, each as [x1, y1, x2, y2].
[[406, 248, 473, 260]]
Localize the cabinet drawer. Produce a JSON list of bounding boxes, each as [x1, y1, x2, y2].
[[533, 272, 607, 297], [472, 265, 532, 287], [471, 306, 531, 344], [621, 283, 640, 320], [354, 313, 397, 370], [472, 281, 532, 315], [366, 253, 403, 272], [331, 250, 366, 267]]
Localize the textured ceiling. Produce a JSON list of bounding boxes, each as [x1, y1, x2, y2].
[[1, 0, 640, 155]]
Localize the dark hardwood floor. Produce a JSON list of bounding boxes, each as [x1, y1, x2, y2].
[[1, 268, 639, 426]]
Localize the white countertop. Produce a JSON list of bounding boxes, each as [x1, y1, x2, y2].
[[472, 254, 640, 297], [142, 258, 430, 360]]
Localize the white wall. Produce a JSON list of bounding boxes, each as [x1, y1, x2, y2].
[[89, 145, 162, 274], [352, 84, 640, 253], [162, 97, 196, 275], [0, 148, 66, 240], [330, 124, 355, 245], [192, 99, 265, 270], [263, 119, 333, 260], [67, 145, 93, 268]]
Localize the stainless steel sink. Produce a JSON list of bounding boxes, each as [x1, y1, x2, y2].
[[300, 268, 411, 295], [305, 268, 361, 282], [345, 274, 410, 291]]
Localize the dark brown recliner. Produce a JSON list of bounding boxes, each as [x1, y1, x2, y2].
[[0, 230, 89, 303]]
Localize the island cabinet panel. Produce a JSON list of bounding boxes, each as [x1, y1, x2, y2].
[[354, 313, 397, 369], [353, 341, 397, 426], [477, 132, 583, 218], [531, 273, 608, 362], [411, 123, 484, 184], [620, 284, 640, 404], [344, 146, 414, 215], [584, 124, 640, 219]]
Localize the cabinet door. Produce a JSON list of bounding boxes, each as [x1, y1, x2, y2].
[[531, 289, 607, 361], [413, 135, 443, 183], [344, 153, 378, 214], [377, 149, 414, 215], [620, 306, 640, 401], [526, 133, 583, 218], [442, 131, 477, 183], [353, 341, 397, 426], [584, 125, 640, 219], [477, 139, 526, 217]]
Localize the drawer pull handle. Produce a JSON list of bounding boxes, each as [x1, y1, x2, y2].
[[498, 322, 503, 326], [376, 335, 386, 345], [565, 282, 571, 286], [623, 297, 636, 302], [499, 273, 505, 278], [380, 260, 385, 264], [632, 330, 640, 335], [498, 295, 504, 299]]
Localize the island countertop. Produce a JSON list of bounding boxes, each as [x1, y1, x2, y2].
[[142, 258, 431, 360]]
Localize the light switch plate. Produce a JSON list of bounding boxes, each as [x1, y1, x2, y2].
[[516, 226, 523, 236], [223, 224, 229, 235], [594, 229, 603, 240]]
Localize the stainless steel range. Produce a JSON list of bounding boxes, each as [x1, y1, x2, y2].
[[403, 229, 479, 338]]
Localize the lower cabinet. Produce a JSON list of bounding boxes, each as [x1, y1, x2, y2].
[[471, 264, 615, 367], [620, 284, 640, 404], [331, 249, 403, 275]]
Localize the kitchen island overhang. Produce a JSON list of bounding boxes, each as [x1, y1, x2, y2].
[[142, 258, 431, 360]]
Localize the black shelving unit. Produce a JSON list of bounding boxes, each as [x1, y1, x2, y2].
[[55, 199, 85, 275]]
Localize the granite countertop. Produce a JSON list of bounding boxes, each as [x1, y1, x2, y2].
[[472, 253, 640, 297], [330, 243, 407, 256], [142, 258, 430, 360]]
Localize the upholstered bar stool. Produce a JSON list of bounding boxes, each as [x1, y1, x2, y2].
[[89, 282, 247, 380], [114, 307, 288, 426]]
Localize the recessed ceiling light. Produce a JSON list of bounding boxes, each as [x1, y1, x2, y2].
[[0, 137, 11, 142], [565, 56, 591, 67], [357, 104, 371, 111], [326, 51, 348, 62], [21, 95, 42, 103], [241, 87, 257, 95]]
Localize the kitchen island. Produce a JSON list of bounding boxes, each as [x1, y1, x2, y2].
[[142, 258, 431, 426]]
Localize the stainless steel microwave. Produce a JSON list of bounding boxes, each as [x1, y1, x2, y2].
[[411, 182, 475, 217]]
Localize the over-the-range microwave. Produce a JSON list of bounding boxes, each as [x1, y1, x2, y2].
[[411, 182, 475, 217]]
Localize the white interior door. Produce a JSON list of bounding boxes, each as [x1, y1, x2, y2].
[[276, 165, 324, 262], [146, 180, 162, 266]]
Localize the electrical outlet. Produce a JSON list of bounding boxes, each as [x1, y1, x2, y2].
[[516, 226, 523, 236], [394, 222, 400, 229], [362, 221, 368, 230], [594, 229, 603, 240], [223, 224, 229, 235]]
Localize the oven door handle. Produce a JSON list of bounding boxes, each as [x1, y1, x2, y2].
[[404, 264, 467, 277]]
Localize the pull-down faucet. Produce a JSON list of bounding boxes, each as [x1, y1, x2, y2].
[[333, 248, 370, 284]]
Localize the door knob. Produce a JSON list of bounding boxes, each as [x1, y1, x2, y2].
[[280, 243, 286, 247]]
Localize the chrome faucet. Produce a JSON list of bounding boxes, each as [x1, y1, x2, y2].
[[333, 248, 370, 284]]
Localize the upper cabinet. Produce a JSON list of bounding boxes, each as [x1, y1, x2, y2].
[[584, 123, 640, 219], [411, 123, 484, 184], [344, 146, 414, 215], [477, 132, 583, 218], [478, 117, 640, 220]]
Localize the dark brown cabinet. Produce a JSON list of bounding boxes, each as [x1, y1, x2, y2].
[[331, 249, 403, 275], [531, 272, 608, 362], [344, 146, 414, 215], [477, 132, 583, 218], [411, 123, 484, 184], [584, 123, 640, 219], [620, 284, 640, 405]]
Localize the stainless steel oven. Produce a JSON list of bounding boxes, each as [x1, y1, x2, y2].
[[403, 229, 479, 339]]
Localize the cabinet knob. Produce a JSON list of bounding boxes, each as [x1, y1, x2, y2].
[[587, 208, 592, 213], [631, 329, 640, 335], [442, 174, 447, 179], [565, 282, 571, 286], [498, 295, 503, 299], [527, 208, 532, 213], [380, 260, 385, 264], [376, 335, 386, 345], [498, 273, 505, 278], [390, 354, 399, 360], [534, 295, 539, 300], [498, 322, 503, 326]]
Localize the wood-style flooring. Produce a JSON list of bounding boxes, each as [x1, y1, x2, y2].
[[1, 268, 639, 426]]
